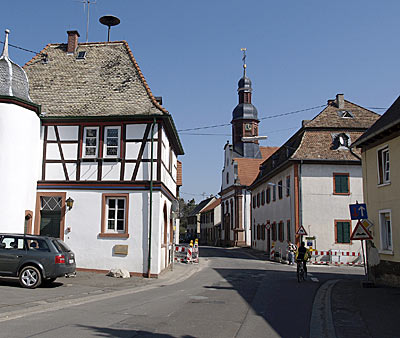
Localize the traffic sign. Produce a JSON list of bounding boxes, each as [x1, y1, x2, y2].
[[349, 203, 368, 220], [296, 225, 308, 236], [350, 220, 373, 240], [265, 223, 271, 230]]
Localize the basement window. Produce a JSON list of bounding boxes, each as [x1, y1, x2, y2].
[[76, 51, 87, 60]]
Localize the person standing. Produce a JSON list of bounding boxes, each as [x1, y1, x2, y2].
[[287, 240, 296, 265]]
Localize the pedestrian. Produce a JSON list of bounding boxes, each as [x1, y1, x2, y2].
[[287, 240, 296, 265]]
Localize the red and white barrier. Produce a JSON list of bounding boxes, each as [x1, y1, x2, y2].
[[310, 250, 363, 266]]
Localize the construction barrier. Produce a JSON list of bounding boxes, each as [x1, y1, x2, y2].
[[310, 250, 363, 266], [174, 242, 199, 264]]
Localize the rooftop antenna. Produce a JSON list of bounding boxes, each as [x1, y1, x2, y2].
[[77, 0, 96, 42], [99, 15, 120, 42]]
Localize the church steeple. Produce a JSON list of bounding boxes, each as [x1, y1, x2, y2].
[[231, 49, 261, 158]]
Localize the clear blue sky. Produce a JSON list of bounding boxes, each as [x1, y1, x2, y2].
[[2, 1, 399, 202]]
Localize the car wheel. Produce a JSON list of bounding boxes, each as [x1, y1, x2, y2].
[[19, 266, 42, 289]]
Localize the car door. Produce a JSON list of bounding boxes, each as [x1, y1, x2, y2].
[[0, 236, 26, 276]]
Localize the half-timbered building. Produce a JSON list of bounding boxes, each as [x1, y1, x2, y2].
[[19, 30, 184, 276]]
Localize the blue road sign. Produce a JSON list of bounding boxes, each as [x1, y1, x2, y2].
[[349, 203, 368, 220]]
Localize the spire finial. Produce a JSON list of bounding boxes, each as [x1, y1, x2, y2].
[[1, 29, 10, 58], [241, 48, 247, 77]]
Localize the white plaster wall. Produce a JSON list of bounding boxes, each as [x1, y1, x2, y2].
[[0, 103, 40, 232], [57, 189, 165, 275], [301, 164, 363, 254], [80, 163, 98, 181], [242, 190, 252, 246], [126, 124, 146, 139], [251, 166, 295, 255], [221, 147, 235, 191], [102, 163, 121, 180], [47, 125, 78, 141]]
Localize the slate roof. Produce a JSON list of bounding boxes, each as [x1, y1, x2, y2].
[[353, 95, 400, 148], [24, 41, 167, 117], [188, 197, 214, 217], [234, 146, 278, 186], [251, 96, 380, 188], [201, 198, 221, 213]]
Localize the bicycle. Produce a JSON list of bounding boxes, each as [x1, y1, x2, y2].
[[296, 259, 306, 282]]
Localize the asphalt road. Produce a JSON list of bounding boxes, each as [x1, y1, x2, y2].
[[0, 246, 363, 338]]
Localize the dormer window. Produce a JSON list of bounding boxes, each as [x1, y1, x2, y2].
[[337, 110, 353, 118], [332, 133, 350, 149], [76, 51, 86, 60]]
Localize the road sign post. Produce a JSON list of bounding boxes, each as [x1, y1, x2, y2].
[[349, 203, 373, 280]]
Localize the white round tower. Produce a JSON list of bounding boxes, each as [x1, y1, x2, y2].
[[0, 29, 41, 233]]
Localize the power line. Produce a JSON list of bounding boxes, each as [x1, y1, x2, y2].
[[177, 104, 326, 132], [0, 40, 43, 55]]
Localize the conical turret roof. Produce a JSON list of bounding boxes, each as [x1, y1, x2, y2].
[[0, 29, 31, 101]]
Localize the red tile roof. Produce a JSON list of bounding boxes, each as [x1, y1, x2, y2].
[[234, 146, 278, 186], [201, 198, 221, 213]]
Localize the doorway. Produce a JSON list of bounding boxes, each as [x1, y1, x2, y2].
[[34, 192, 66, 239]]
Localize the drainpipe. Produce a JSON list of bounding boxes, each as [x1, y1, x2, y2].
[[147, 118, 156, 278]]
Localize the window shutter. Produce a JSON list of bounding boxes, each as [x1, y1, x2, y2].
[[337, 222, 343, 242], [343, 222, 350, 243]]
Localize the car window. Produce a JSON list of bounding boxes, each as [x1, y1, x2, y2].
[[52, 239, 71, 253], [27, 239, 50, 252], [0, 237, 25, 250]]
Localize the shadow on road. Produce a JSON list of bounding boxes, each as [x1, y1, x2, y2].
[[76, 324, 196, 337], [197, 246, 363, 338]]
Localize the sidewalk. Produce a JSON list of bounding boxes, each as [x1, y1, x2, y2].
[[0, 262, 200, 320], [331, 279, 400, 338]]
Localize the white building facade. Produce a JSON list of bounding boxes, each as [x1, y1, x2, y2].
[[250, 95, 380, 263], [0, 30, 183, 277]]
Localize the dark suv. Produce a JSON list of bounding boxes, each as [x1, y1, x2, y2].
[[0, 234, 76, 288]]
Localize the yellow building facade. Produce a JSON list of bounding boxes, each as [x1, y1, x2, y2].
[[354, 96, 400, 286]]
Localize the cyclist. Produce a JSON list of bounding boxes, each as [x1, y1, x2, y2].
[[295, 242, 309, 278]]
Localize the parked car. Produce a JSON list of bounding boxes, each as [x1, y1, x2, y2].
[[0, 233, 76, 288]]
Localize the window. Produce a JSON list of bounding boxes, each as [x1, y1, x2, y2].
[[253, 196, 256, 209], [261, 224, 265, 240], [278, 221, 284, 242], [0, 236, 25, 250], [266, 188, 271, 204], [379, 210, 392, 251], [230, 202, 233, 229], [335, 220, 351, 243], [273, 185, 276, 201], [104, 126, 121, 158], [83, 127, 99, 158], [100, 194, 129, 238], [278, 181, 283, 199], [287, 220, 291, 241], [286, 176, 290, 196], [226, 172, 229, 184], [257, 224, 260, 240], [333, 173, 349, 195], [257, 193, 260, 208], [272, 222, 277, 241], [76, 51, 86, 60], [377, 147, 390, 185], [261, 190, 265, 205]]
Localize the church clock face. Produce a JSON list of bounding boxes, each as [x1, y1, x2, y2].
[[244, 123, 252, 131]]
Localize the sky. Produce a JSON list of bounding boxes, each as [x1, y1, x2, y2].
[[1, 1, 399, 202]]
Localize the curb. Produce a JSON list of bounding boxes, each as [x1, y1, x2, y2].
[[309, 279, 339, 338], [0, 262, 204, 323]]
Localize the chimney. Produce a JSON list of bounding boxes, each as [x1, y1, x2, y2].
[[336, 94, 344, 109], [67, 30, 80, 54]]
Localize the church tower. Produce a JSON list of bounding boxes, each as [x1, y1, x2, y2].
[[0, 29, 41, 233], [231, 50, 261, 158]]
